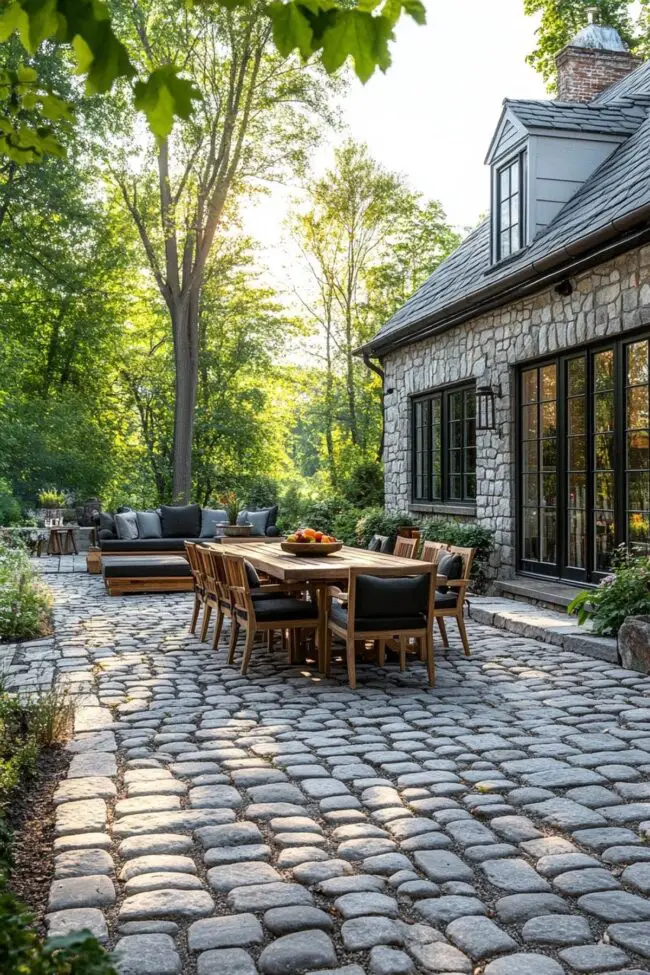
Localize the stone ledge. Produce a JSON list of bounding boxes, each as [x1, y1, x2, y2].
[[467, 596, 618, 663]]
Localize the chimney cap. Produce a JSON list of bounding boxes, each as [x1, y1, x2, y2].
[[567, 22, 629, 53]]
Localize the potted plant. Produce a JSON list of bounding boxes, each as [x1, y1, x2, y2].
[[38, 488, 68, 526], [220, 492, 252, 537]]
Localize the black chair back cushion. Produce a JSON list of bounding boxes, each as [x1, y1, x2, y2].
[[367, 534, 389, 552], [160, 504, 202, 538], [355, 573, 429, 628], [244, 560, 261, 588], [437, 553, 463, 594]]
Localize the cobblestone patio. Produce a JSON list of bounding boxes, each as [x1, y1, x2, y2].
[[23, 569, 650, 974]]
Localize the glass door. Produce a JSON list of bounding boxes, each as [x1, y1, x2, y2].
[[520, 363, 558, 576], [626, 338, 650, 556]]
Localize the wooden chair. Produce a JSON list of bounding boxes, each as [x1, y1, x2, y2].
[[393, 536, 418, 559], [421, 540, 449, 565], [222, 553, 319, 674], [433, 545, 475, 656], [192, 546, 230, 650], [325, 564, 437, 690], [184, 542, 206, 635]]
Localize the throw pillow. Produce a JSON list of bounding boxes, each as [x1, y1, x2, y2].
[[246, 510, 271, 537], [114, 511, 139, 540], [160, 504, 201, 538], [437, 552, 463, 594], [200, 508, 228, 538], [97, 512, 116, 538], [137, 510, 162, 539], [98, 529, 114, 540]]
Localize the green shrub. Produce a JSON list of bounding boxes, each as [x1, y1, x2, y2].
[[568, 546, 650, 636], [341, 461, 384, 508], [37, 489, 66, 508], [354, 508, 416, 548], [420, 519, 495, 593], [0, 893, 118, 973], [0, 542, 52, 640], [0, 479, 22, 527]]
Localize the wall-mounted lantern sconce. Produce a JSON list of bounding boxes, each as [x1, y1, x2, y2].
[[476, 383, 502, 431]]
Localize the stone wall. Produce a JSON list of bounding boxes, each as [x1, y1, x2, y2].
[[383, 243, 650, 580]]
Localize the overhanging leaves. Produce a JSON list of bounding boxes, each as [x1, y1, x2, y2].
[[134, 66, 202, 140]]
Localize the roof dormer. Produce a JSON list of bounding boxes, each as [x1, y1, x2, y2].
[[486, 97, 644, 264]]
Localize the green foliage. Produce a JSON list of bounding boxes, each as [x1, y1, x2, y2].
[[0, 892, 118, 973], [568, 546, 650, 635], [420, 519, 495, 594], [0, 0, 424, 158], [0, 540, 52, 640], [354, 506, 415, 546], [218, 491, 242, 526], [341, 460, 384, 508], [0, 479, 22, 526], [523, 0, 638, 90], [37, 489, 65, 508]]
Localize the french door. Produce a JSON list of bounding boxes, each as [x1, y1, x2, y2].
[[519, 332, 650, 583]]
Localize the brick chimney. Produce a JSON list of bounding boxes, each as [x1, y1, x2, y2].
[[555, 9, 639, 102]]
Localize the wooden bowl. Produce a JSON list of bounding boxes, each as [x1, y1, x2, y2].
[[281, 541, 343, 557]]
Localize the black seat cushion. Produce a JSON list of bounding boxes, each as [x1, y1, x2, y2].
[[437, 553, 463, 594], [100, 538, 194, 553], [248, 597, 318, 622], [329, 601, 426, 633], [160, 504, 202, 538], [435, 590, 459, 609], [102, 556, 191, 578]]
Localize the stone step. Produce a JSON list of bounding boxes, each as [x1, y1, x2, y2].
[[494, 576, 584, 612], [467, 595, 618, 663]]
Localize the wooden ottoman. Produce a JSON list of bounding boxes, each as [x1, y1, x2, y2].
[[102, 555, 193, 596]]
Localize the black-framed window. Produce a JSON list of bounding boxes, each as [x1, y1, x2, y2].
[[412, 383, 476, 505], [496, 152, 525, 261], [518, 330, 650, 583]]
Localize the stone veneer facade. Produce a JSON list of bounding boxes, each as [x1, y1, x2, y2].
[[383, 243, 650, 581]]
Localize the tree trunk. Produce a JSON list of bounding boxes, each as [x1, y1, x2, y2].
[[171, 292, 200, 503], [324, 320, 337, 490]]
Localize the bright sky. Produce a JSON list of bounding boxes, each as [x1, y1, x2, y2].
[[243, 0, 547, 280]]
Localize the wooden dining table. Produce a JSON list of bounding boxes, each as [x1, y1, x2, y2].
[[212, 541, 436, 673]]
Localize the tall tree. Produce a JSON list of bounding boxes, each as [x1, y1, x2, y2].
[[106, 0, 336, 501], [523, 0, 638, 89], [292, 140, 460, 487]]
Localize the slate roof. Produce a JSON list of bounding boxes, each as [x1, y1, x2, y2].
[[363, 60, 650, 357], [505, 99, 645, 135]]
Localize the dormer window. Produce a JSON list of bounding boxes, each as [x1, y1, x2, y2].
[[496, 151, 526, 260]]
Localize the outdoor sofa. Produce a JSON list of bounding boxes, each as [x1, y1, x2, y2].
[[87, 503, 279, 573]]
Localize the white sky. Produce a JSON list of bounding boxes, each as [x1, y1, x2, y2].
[[243, 0, 547, 279]]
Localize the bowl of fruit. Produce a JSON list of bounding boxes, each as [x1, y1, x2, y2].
[[281, 528, 343, 557]]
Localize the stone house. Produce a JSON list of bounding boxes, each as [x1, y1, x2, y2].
[[361, 21, 650, 591]]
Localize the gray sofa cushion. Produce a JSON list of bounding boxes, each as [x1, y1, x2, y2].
[[97, 512, 117, 538], [137, 510, 162, 539], [200, 508, 228, 538], [240, 507, 276, 537], [160, 504, 201, 538], [115, 511, 139, 540]]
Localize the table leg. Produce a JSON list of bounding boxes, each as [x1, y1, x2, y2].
[[69, 529, 78, 554], [315, 583, 330, 675]]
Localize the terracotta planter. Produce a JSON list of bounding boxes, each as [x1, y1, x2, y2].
[[223, 524, 253, 537]]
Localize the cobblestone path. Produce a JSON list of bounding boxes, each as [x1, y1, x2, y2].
[[42, 573, 650, 975]]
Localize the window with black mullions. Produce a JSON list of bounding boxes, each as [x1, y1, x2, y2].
[[496, 153, 525, 261], [411, 383, 476, 505]]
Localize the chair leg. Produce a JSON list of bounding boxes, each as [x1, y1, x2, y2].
[[457, 612, 471, 656], [211, 605, 224, 651], [324, 628, 332, 676], [437, 616, 449, 648], [190, 594, 201, 634], [241, 627, 256, 675], [426, 627, 436, 686], [228, 618, 240, 664], [267, 630, 273, 652], [378, 639, 386, 667], [346, 638, 357, 690], [200, 603, 212, 642], [288, 630, 296, 664], [399, 634, 407, 672]]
